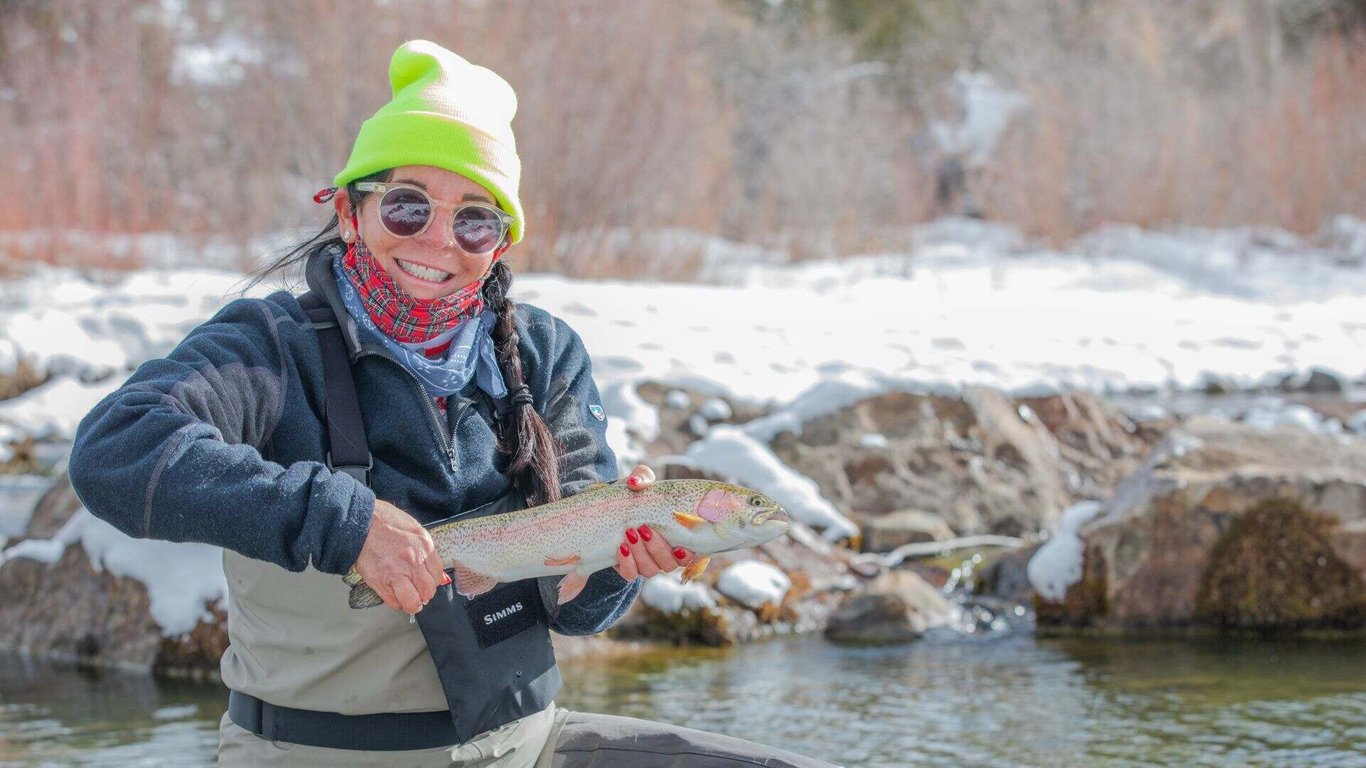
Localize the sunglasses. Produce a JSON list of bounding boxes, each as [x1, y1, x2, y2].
[[352, 182, 514, 255]]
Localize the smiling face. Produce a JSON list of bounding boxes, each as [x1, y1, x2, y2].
[[336, 165, 504, 301]]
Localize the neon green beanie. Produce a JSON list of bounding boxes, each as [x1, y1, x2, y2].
[[334, 40, 525, 244]]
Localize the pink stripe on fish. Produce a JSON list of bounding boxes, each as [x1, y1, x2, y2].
[[695, 489, 733, 522]]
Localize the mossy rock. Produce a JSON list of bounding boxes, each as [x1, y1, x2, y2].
[[1195, 498, 1365, 632]]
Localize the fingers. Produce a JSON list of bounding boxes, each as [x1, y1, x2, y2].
[[624, 464, 656, 492], [391, 578, 425, 615], [420, 531, 446, 591], [623, 525, 693, 578], [613, 541, 639, 582], [637, 524, 677, 573], [623, 525, 658, 578]]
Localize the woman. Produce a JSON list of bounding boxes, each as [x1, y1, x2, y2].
[[69, 40, 834, 767]]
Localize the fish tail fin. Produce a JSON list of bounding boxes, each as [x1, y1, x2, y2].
[[343, 567, 365, 587], [348, 582, 385, 609]]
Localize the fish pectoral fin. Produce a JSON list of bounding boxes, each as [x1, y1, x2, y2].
[[556, 571, 590, 605], [453, 564, 500, 598], [544, 553, 582, 567], [680, 555, 711, 584], [673, 510, 708, 531]]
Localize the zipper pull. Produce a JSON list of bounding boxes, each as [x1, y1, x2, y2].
[[448, 445, 458, 472]]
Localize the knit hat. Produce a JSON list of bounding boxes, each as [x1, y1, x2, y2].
[[334, 40, 525, 244]]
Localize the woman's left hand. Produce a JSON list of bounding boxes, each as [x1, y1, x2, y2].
[[613, 464, 697, 581]]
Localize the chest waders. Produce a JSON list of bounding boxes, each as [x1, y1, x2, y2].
[[226, 292, 560, 751]]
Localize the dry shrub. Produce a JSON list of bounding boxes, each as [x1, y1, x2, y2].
[[0, 0, 1361, 272]]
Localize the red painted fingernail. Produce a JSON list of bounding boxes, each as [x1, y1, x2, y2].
[[619, 543, 631, 557], [627, 476, 641, 488], [674, 548, 687, 560], [626, 528, 639, 544], [638, 524, 652, 542]]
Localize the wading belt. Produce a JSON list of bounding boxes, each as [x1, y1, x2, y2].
[[228, 690, 463, 751]]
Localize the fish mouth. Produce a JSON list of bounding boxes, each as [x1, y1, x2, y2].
[[755, 507, 790, 527]]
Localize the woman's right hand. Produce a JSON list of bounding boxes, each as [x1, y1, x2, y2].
[[353, 499, 449, 614]]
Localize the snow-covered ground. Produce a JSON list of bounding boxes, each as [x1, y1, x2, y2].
[[2, 217, 1364, 633]]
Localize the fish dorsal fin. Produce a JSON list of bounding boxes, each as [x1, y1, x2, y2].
[[557, 571, 589, 604], [680, 554, 711, 584], [453, 564, 499, 598], [673, 510, 708, 530], [582, 482, 612, 493]]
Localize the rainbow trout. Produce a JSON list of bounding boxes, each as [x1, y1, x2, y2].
[[344, 479, 790, 609]]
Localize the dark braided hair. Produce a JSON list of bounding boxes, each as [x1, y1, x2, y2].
[[482, 260, 563, 505], [250, 171, 562, 503]]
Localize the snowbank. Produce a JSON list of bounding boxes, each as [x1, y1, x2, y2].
[[716, 560, 790, 609], [2, 508, 226, 635], [1026, 501, 1105, 601]]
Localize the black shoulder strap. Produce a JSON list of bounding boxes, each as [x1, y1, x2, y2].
[[299, 292, 372, 487]]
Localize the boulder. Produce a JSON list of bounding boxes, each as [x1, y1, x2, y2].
[[1035, 417, 1366, 633], [825, 569, 953, 644], [0, 473, 225, 676], [1278, 367, 1346, 395], [770, 388, 1154, 536], [862, 509, 955, 552]]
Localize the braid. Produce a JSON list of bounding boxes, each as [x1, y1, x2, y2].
[[483, 261, 563, 505]]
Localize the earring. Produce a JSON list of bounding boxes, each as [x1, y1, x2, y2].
[[340, 226, 354, 243]]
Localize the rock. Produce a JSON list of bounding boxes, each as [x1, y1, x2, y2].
[[1036, 418, 1366, 633], [974, 544, 1040, 604], [0, 357, 48, 402], [1279, 368, 1346, 394], [634, 382, 770, 456], [24, 471, 82, 540], [862, 509, 955, 552], [824, 570, 952, 645], [0, 473, 225, 675], [771, 388, 1155, 537]]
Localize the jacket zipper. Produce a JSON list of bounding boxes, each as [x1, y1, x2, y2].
[[353, 348, 458, 472]]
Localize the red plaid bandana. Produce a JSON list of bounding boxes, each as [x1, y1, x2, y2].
[[341, 240, 486, 343]]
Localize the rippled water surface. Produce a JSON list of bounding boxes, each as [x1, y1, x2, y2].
[[2, 635, 1363, 767]]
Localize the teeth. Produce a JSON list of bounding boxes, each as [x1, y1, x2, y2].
[[396, 259, 453, 282]]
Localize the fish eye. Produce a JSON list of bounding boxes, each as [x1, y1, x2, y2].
[[749, 496, 766, 507]]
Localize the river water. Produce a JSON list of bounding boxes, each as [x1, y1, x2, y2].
[[2, 633, 1362, 767]]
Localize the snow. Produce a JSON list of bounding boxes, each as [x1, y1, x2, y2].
[[1026, 501, 1105, 602], [172, 35, 263, 87], [698, 397, 733, 421], [681, 426, 861, 541], [1, 508, 226, 636], [931, 71, 1028, 165], [0, 474, 52, 548], [1239, 399, 1343, 435], [716, 560, 790, 609], [1348, 410, 1366, 435], [858, 433, 888, 449], [0, 378, 121, 442], [2, 217, 1364, 635], [640, 571, 717, 613]]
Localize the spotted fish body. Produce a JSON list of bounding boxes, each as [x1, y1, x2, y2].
[[344, 479, 790, 609]]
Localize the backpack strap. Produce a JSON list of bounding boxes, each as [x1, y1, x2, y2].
[[299, 292, 372, 487]]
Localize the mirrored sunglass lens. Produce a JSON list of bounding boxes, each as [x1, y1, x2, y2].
[[379, 188, 431, 237], [452, 207, 504, 253]]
